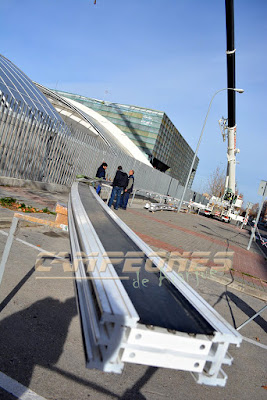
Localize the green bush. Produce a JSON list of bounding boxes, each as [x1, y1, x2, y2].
[[0, 197, 16, 206]]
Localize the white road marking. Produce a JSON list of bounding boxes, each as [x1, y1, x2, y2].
[[0, 371, 48, 400], [0, 229, 48, 253]]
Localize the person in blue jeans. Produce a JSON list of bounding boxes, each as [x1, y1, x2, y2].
[[108, 166, 128, 210], [120, 170, 134, 210], [95, 162, 108, 195]]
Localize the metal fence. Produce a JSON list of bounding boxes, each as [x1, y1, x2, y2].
[[0, 90, 207, 204]]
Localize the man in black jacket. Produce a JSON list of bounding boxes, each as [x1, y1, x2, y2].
[[108, 166, 128, 210], [120, 170, 134, 210], [95, 162, 108, 194]]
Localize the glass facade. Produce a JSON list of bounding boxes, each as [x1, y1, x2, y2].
[[53, 90, 198, 187], [154, 114, 198, 187]]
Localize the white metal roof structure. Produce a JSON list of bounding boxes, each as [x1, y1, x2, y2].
[[62, 97, 152, 167], [36, 83, 152, 166], [0, 54, 208, 202], [0, 55, 64, 123]]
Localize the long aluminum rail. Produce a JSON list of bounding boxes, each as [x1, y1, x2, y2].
[[68, 181, 242, 386]]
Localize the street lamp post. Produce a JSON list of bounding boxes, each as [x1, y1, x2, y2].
[[177, 87, 244, 213]]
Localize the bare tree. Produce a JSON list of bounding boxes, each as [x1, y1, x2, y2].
[[250, 203, 259, 218], [249, 201, 267, 221], [260, 200, 267, 222], [207, 166, 225, 197]]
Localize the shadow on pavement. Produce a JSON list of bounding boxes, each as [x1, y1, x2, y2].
[[213, 290, 267, 332], [47, 365, 158, 399], [226, 291, 267, 333], [120, 366, 158, 399], [0, 257, 158, 399], [0, 293, 159, 399], [0, 266, 36, 313], [0, 297, 77, 395]]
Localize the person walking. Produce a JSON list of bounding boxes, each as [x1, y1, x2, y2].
[[95, 162, 108, 195], [108, 166, 128, 210], [120, 170, 134, 210]]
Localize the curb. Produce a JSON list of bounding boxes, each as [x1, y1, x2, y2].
[[0, 176, 70, 194], [14, 212, 68, 231], [203, 274, 267, 302], [148, 244, 267, 302]]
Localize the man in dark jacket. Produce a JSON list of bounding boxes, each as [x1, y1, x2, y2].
[[108, 166, 128, 210], [120, 170, 134, 210], [95, 162, 108, 194]]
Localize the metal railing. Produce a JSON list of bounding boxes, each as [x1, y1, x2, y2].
[[0, 89, 208, 204]]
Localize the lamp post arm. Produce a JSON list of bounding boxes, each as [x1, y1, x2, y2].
[[177, 89, 226, 212], [177, 88, 243, 213]]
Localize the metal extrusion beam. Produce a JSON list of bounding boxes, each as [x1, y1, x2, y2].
[[68, 182, 242, 386], [146, 202, 178, 212]]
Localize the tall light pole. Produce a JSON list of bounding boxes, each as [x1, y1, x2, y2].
[[177, 87, 244, 212]]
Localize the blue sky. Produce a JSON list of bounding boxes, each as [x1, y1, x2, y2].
[[1, 0, 266, 204]]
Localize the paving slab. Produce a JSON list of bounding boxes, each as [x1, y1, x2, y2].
[[115, 206, 267, 297], [0, 183, 266, 399], [0, 225, 266, 400]]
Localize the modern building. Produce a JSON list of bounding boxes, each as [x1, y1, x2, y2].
[[52, 90, 198, 187], [0, 54, 151, 186], [0, 53, 204, 200]]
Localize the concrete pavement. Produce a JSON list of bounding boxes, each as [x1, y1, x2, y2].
[[0, 182, 266, 400], [116, 202, 267, 298], [1, 182, 266, 297]]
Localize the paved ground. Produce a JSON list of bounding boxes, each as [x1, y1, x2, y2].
[[0, 184, 266, 400], [117, 198, 267, 297]]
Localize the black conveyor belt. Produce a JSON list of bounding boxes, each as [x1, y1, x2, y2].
[[78, 183, 214, 335]]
